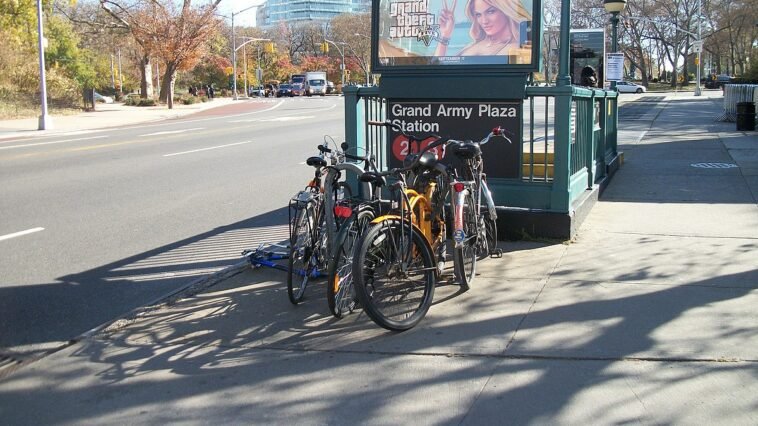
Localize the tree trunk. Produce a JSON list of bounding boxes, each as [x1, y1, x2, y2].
[[140, 55, 153, 99], [160, 63, 178, 109]]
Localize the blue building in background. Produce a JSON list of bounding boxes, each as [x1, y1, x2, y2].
[[257, 0, 370, 26]]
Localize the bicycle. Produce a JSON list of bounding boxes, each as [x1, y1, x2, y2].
[[287, 142, 351, 305], [351, 122, 453, 331], [324, 143, 385, 318], [448, 127, 511, 290]]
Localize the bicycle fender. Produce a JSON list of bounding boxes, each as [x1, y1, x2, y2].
[[330, 214, 356, 258], [370, 215, 431, 251]]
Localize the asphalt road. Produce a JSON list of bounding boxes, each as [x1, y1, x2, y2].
[[0, 96, 345, 354]]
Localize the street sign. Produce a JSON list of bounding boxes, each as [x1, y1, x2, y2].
[[693, 40, 703, 53], [605, 53, 624, 82], [225, 66, 233, 76]]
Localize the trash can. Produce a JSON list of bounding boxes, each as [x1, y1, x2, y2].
[[736, 102, 755, 131]]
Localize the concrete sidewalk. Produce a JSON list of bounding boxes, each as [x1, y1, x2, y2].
[[0, 92, 756, 424], [0, 97, 239, 140]]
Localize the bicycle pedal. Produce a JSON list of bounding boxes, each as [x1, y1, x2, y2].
[[489, 248, 503, 258]]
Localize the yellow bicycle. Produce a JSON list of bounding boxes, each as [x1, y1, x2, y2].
[[351, 122, 451, 331]]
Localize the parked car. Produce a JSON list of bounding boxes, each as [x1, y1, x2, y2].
[[615, 81, 647, 94], [276, 84, 293, 98], [93, 91, 114, 103], [714, 74, 733, 89], [249, 86, 265, 97], [326, 81, 335, 94], [290, 83, 304, 97]]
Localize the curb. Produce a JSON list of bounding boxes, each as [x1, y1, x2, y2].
[[0, 260, 250, 381]]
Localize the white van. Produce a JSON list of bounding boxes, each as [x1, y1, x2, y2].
[[304, 71, 327, 96]]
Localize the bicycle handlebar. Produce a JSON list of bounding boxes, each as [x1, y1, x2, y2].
[[368, 120, 513, 147]]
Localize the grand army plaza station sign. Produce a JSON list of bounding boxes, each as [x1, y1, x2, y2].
[[387, 101, 522, 178]]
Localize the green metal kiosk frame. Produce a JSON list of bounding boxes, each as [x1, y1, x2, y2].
[[344, 0, 621, 239]]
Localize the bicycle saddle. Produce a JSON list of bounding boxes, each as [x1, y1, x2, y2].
[[359, 171, 386, 187], [306, 156, 327, 168], [451, 142, 481, 159]]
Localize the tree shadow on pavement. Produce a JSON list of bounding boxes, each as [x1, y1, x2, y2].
[[0, 207, 290, 353], [1, 239, 755, 424]]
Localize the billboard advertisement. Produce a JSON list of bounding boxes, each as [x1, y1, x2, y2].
[[386, 100, 522, 178], [374, 0, 541, 71]]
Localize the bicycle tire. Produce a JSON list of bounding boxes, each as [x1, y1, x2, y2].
[[327, 208, 374, 318], [288, 204, 316, 305], [478, 210, 498, 260], [453, 192, 477, 291], [353, 219, 436, 331]]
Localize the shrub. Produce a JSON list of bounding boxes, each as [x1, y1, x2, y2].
[[138, 98, 157, 107], [181, 96, 198, 105]]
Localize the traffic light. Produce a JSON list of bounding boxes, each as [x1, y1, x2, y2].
[[320, 42, 329, 53], [264, 42, 275, 54]]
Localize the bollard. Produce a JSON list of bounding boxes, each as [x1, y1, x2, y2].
[[736, 102, 756, 131]]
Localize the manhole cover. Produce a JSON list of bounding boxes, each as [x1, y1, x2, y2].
[[690, 162, 738, 169]]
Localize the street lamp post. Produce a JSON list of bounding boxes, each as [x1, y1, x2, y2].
[[694, 0, 702, 96], [324, 39, 346, 87], [354, 33, 371, 84], [603, 0, 627, 91], [229, 4, 260, 100], [36, 0, 52, 130]]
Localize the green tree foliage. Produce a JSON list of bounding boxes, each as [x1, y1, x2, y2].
[[0, 0, 92, 116]]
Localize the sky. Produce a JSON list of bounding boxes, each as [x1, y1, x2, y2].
[[216, 0, 265, 27]]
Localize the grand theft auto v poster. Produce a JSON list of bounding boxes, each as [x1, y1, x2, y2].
[[386, 101, 522, 178]]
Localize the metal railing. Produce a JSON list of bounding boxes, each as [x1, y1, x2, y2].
[[344, 85, 619, 214]]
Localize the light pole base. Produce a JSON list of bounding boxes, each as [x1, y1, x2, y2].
[[694, 86, 702, 96], [38, 114, 54, 130]]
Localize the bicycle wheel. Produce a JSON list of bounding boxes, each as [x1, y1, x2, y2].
[[353, 219, 436, 331], [453, 192, 477, 291], [327, 208, 374, 318], [288, 204, 316, 305]]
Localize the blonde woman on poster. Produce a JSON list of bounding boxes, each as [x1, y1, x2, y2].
[[434, 0, 531, 59]]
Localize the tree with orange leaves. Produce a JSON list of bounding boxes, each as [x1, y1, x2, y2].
[[100, 0, 221, 108]]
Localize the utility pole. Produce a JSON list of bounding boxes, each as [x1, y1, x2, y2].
[[36, 0, 52, 130], [694, 0, 702, 96], [243, 42, 248, 97]]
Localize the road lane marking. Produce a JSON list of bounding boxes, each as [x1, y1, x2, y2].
[[227, 102, 335, 123], [259, 115, 315, 122], [163, 140, 254, 157], [140, 128, 204, 137], [0, 136, 108, 151], [0, 227, 45, 242]]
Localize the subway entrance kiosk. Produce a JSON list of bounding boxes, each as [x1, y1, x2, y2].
[[344, 0, 621, 239]]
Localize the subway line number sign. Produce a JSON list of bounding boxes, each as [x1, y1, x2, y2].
[[386, 101, 522, 178]]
